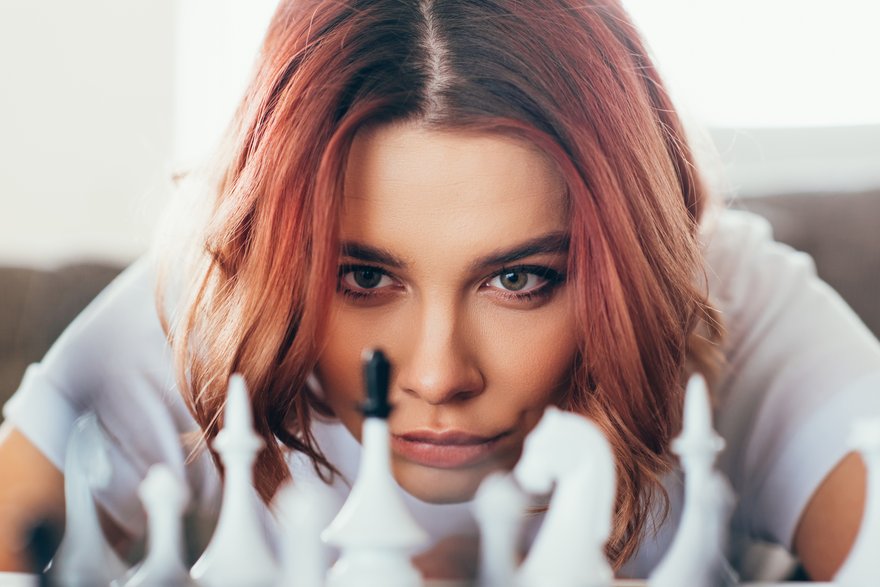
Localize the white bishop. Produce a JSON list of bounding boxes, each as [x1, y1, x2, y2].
[[124, 464, 195, 586], [190, 375, 278, 587], [648, 374, 732, 587], [50, 414, 128, 587]]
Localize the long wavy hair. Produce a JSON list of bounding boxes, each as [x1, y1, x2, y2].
[[161, 0, 723, 567]]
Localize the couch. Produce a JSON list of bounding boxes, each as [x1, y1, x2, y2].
[[1, 263, 123, 414], [0, 190, 877, 580], [2, 190, 879, 419]]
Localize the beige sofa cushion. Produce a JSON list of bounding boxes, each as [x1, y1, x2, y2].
[[0, 264, 122, 415], [1, 191, 878, 420], [731, 190, 880, 338]]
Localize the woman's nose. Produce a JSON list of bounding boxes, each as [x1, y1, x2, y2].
[[394, 305, 484, 406]]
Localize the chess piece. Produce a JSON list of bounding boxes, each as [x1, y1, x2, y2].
[[24, 515, 62, 587], [190, 375, 278, 587], [123, 464, 195, 586], [273, 480, 339, 587], [834, 417, 880, 586], [473, 472, 525, 587], [648, 374, 731, 587], [50, 413, 129, 587], [513, 407, 616, 587], [322, 349, 428, 587]]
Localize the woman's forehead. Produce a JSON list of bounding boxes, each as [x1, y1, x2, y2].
[[341, 123, 568, 262], [345, 123, 563, 196]]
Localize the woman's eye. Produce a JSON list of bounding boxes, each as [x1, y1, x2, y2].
[[351, 268, 382, 288], [496, 270, 533, 291], [486, 267, 561, 294], [339, 266, 395, 292]]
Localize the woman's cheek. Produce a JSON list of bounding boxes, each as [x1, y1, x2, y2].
[[316, 305, 408, 422], [477, 301, 578, 406]]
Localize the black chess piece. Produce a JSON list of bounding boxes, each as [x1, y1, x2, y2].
[[24, 516, 62, 587]]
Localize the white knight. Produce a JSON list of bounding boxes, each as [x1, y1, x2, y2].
[[513, 406, 616, 587]]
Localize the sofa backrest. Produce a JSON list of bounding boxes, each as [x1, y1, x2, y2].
[[1, 191, 878, 421], [730, 189, 880, 338], [0, 264, 122, 418]]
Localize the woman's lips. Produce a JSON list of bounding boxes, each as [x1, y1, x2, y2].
[[391, 430, 510, 469]]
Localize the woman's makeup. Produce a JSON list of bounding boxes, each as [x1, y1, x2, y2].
[[316, 123, 578, 503], [390, 429, 512, 469], [336, 263, 567, 305]]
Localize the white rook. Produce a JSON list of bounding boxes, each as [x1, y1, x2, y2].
[[190, 375, 278, 587]]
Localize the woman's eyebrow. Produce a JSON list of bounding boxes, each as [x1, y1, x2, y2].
[[339, 232, 569, 271], [470, 232, 570, 271], [340, 242, 406, 268]]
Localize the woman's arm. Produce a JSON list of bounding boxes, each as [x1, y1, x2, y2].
[[0, 423, 64, 571], [794, 451, 866, 581], [0, 423, 134, 573]]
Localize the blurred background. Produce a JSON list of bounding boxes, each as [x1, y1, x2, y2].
[[1, 0, 878, 267], [1, 0, 878, 420], [0, 2, 877, 579]]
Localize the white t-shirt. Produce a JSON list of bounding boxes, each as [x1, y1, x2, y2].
[[4, 209, 880, 576]]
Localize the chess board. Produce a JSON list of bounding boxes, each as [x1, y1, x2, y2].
[[24, 371, 877, 586], [0, 574, 836, 586]]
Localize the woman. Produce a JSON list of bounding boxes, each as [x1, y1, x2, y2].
[[1, 0, 878, 580]]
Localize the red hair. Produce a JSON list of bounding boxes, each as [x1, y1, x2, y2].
[[162, 0, 723, 566]]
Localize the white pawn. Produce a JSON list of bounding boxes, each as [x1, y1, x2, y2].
[[50, 413, 129, 587], [190, 375, 278, 587], [649, 374, 731, 587], [513, 407, 616, 587], [473, 472, 525, 587], [123, 464, 195, 586], [273, 481, 339, 587], [834, 417, 880, 586], [322, 350, 428, 587]]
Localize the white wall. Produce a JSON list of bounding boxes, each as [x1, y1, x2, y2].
[[709, 125, 880, 197], [623, 0, 880, 128], [174, 0, 278, 167], [0, 0, 176, 267], [0, 0, 280, 268], [622, 0, 880, 197], [1, 2, 877, 267]]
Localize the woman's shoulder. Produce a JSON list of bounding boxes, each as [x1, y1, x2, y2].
[[2, 257, 178, 453], [700, 206, 880, 550], [700, 207, 813, 309], [2, 256, 211, 537], [2, 254, 182, 444], [700, 206, 879, 368], [32, 257, 171, 395]]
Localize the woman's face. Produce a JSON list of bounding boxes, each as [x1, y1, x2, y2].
[[315, 122, 578, 503]]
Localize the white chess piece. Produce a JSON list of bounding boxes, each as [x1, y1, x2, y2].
[[50, 413, 129, 587], [273, 480, 339, 587], [648, 374, 732, 587], [322, 350, 428, 587], [834, 417, 880, 586], [473, 472, 525, 587], [190, 375, 278, 587], [123, 464, 195, 586], [513, 406, 616, 587]]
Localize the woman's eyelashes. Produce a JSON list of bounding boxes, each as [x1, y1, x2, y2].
[[484, 265, 566, 302], [337, 265, 401, 300], [336, 263, 565, 304]]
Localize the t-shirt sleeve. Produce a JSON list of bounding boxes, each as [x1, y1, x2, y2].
[[1, 258, 212, 537], [705, 209, 880, 549]]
